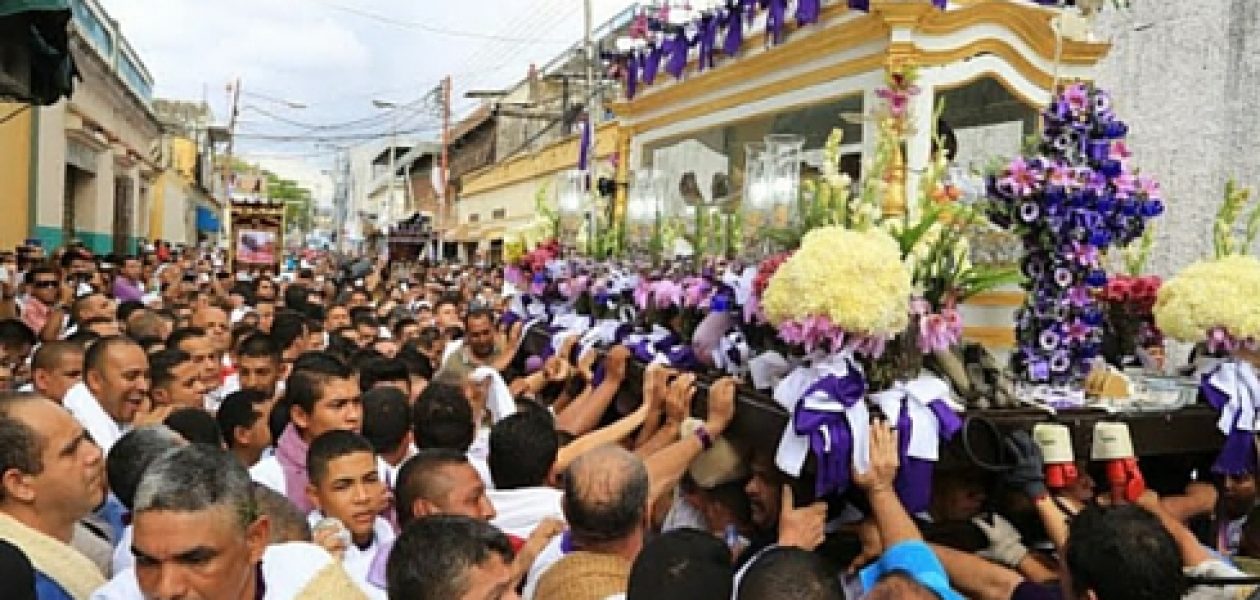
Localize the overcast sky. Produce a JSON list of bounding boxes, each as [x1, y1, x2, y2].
[[98, 0, 636, 190]]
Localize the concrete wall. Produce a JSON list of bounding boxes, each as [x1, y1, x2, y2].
[[1093, 1, 1253, 275], [0, 103, 33, 248]]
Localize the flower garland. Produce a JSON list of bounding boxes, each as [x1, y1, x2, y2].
[[988, 82, 1163, 384]]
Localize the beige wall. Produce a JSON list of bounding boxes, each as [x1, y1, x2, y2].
[[0, 103, 32, 248]]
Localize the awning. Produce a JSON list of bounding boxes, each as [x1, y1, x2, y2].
[[0, 0, 77, 106], [195, 205, 221, 233]]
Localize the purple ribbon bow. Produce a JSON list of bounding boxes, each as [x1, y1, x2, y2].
[[890, 399, 963, 513], [1203, 365, 1259, 475], [793, 369, 867, 498], [641, 43, 662, 85]]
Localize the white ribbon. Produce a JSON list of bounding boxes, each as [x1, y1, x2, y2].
[[578, 318, 626, 357], [869, 374, 962, 462], [772, 351, 871, 479], [470, 366, 516, 424], [748, 351, 791, 391], [711, 330, 753, 377], [1210, 360, 1260, 435]]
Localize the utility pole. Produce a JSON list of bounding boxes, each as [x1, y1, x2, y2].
[[584, 0, 598, 256], [222, 77, 241, 256], [440, 75, 451, 263]]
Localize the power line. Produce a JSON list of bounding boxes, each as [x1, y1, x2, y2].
[[233, 125, 442, 143], [311, 0, 570, 44]]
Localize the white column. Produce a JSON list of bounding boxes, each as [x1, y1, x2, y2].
[[903, 78, 936, 221]]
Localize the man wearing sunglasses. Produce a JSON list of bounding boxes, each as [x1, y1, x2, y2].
[[20, 266, 60, 336]]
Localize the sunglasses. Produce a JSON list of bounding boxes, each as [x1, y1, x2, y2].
[[32, 280, 59, 289]]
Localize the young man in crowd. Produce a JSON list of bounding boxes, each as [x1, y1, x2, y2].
[[250, 352, 362, 512], [306, 430, 393, 599], [216, 389, 274, 469], [29, 340, 83, 403], [62, 336, 151, 454], [147, 349, 208, 411], [360, 387, 413, 491], [228, 333, 284, 405], [167, 327, 219, 411]]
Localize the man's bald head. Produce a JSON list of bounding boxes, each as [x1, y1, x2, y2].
[[562, 445, 649, 546]]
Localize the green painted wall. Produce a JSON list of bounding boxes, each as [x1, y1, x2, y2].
[[33, 226, 137, 255]]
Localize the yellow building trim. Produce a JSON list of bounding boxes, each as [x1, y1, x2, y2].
[[963, 325, 1016, 348], [0, 103, 32, 248], [461, 123, 622, 197], [918, 1, 1111, 65], [611, 16, 889, 120], [964, 290, 1026, 308], [914, 37, 1078, 91]]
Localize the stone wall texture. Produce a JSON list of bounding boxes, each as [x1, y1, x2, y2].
[[1093, 0, 1260, 275]]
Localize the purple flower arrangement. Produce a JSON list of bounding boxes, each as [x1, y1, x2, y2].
[[988, 83, 1164, 385]]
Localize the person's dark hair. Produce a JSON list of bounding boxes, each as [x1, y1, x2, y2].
[[489, 411, 558, 490], [167, 326, 207, 352], [116, 300, 145, 324], [148, 349, 193, 390], [463, 307, 496, 328], [348, 348, 384, 372], [230, 323, 257, 352], [283, 284, 309, 313], [737, 547, 843, 600], [64, 329, 101, 348], [397, 343, 434, 380], [0, 319, 36, 350], [60, 248, 90, 270], [412, 383, 475, 452], [394, 449, 471, 527], [1065, 504, 1185, 600], [27, 264, 55, 283], [359, 358, 410, 393], [306, 430, 375, 486], [627, 529, 733, 600], [164, 408, 223, 447], [392, 318, 418, 340], [236, 333, 281, 362], [386, 515, 514, 600], [271, 310, 307, 352], [305, 318, 324, 334], [0, 393, 45, 502], [352, 313, 380, 331], [31, 340, 81, 372], [83, 336, 140, 376], [216, 390, 269, 448], [285, 352, 354, 415], [562, 446, 648, 545], [433, 295, 460, 316], [134, 335, 166, 355], [105, 425, 183, 509], [362, 387, 410, 456]]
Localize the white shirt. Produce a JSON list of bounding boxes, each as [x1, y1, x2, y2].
[[63, 382, 124, 454], [112, 525, 134, 575], [307, 512, 393, 600], [487, 486, 565, 540], [92, 542, 337, 600], [523, 535, 566, 600], [250, 455, 286, 494]]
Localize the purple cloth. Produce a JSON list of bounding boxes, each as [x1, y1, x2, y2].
[[889, 399, 962, 513], [793, 370, 867, 498], [275, 424, 314, 513], [112, 278, 144, 303], [366, 537, 393, 588], [625, 52, 639, 99], [697, 13, 718, 71], [763, 0, 788, 44], [1202, 368, 1230, 410], [796, 0, 821, 26], [1214, 428, 1257, 476], [578, 119, 591, 171], [848, 0, 870, 11], [665, 28, 691, 79], [722, 2, 744, 56], [642, 43, 663, 85]]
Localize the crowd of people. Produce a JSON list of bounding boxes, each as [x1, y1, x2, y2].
[[0, 241, 1257, 600]]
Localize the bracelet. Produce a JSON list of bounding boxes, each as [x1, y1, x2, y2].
[[694, 423, 714, 451]]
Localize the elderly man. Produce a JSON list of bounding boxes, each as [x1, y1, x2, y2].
[[0, 392, 108, 599], [62, 337, 151, 454], [92, 444, 368, 599]]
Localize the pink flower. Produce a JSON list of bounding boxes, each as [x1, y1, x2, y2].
[[1137, 176, 1161, 201], [1064, 83, 1090, 113], [1001, 157, 1040, 197], [634, 280, 653, 310], [1103, 277, 1132, 302], [1110, 141, 1132, 163], [1068, 285, 1092, 308], [1048, 163, 1073, 189], [653, 280, 684, 309], [1113, 169, 1138, 199]]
